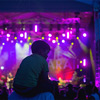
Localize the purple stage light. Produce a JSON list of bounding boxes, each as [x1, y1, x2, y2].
[[20, 40, 23, 43], [2, 43, 5, 45], [48, 38, 51, 41], [83, 33, 87, 37], [7, 34, 10, 37], [70, 31, 72, 34], [1, 66, 4, 70], [35, 25, 37, 32], [1, 31, 4, 35], [83, 77, 86, 83], [11, 40, 14, 43], [20, 33, 24, 37], [7, 38, 9, 41], [62, 33, 65, 37], [62, 40, 65, 43], [67, 32, 69, 39], [83, 59, 86, 66], [58, 43, 60, 45], [24, 32, 27, 39], [48, 33, 52, 37], [52, 40, 56, 43]]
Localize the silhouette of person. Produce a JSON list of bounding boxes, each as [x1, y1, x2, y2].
[[13, 40, 54, 97]]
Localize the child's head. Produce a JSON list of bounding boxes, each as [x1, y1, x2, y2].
[[31, 40, 50, 59]]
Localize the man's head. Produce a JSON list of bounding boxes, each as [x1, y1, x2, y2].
[[31, 40, 50, 59]]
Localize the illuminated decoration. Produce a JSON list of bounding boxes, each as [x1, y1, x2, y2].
[[35, 25, 37, 32], [83, 33, 87, 37], [7, 34, 10, 37], [83, 59, 86, 66], [28, 37, 31, 40], [80, 69, 82, 71], [62, 40, 65, 43], [42, 37, 44, 39], [14, 37, 17, 40], [1, 66, 4, 70], [29, 43, 32, 45], [52, 40, 56, 43], [76, 37, 79, 39], [20, 33, 24, 37], [48, 33, 52, 37], [71, 42, 74, 45], [67, 32, 69, 39], [6, 38, 9, 41], [11, 40, 14, 43], [80, 61, 82, 63], [2, 43, 5, 45], [62, 33, 65, 37]]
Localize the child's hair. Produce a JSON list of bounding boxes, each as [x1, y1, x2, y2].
[[31, 40, 50, 54]]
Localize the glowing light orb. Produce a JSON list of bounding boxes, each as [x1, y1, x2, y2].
[[48, 34, 52, 37], [62, 33, 65, 37], [7, 34, 10, 37], [62, 40, 65, 43], [52, 40, 56, 43], [83, 33, 87, 37], [20, 33, 24, 37], [2, 43, 5, 45], [1, 66, 4, 70]]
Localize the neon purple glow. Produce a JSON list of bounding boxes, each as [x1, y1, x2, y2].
[[52, 40, 56, 43], [24, 32, 27, 39], [83, 77, 86, 83], [48, 33, 52, 37], [1, 31, 4, 35], [77, 65, 79, 69], [35, 25, 37, 32], [70, 31, 72, 34], [7, 34, 10, 37], [62, 33, 65, 37], [7, 38, 9, 41], [20, 33, 24, 37], [11, 40, 14, 43], [83, 59, 86, 66], [67, 32, 69, 39], [83, 33, 87, 37], [62, 40, 65, 43]]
